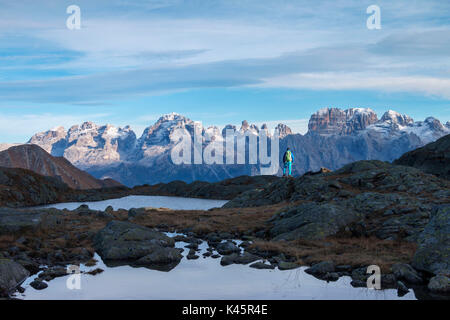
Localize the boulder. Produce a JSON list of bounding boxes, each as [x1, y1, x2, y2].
[[391, 263, 423, 284], [269, 202, 362, 241], [216, 241, 240, 255], [220, 253, 240, 266], [134, 247, 183, 269], [93, 221, 175, 262], [38, 266, 68, 281], [427, 275, 450, 293], [30, 279, 48, 290], [305, 261, 335, 276], [397, 281, 409, 296], [412, 205, 450, 276], [0, 259, 30, 297]]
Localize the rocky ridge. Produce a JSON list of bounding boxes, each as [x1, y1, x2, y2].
[[0, 144, 122, 190]]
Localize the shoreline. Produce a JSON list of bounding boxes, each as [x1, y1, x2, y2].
[[1, 203, 446, 300]]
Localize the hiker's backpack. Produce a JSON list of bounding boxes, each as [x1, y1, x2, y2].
[[285, 150, 292, 162]]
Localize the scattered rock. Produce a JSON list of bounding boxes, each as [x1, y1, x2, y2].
[[30, 279, 48, 290], [397, 281, 409, 296], [351, 267, 369, 282], [323, 272, 340, 282], [220, 252, 260, 266], [305, 261, 335, 276], [350, 280, 366, 288], [278, 261, 299, 270], [38, 267, 67, 281], [216, 241, 240, 255], [220, 253, 239, 266], [249, 262, 275, 270], [87, 268, 104, 276], [381, 274, 397, 288], [187, 253, 199, 260]]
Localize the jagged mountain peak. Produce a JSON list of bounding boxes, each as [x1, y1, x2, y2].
[[309, 107, 378, 135], [380, 110, 414, 126], [156, 112, 191, 123], [275, 123, 293, 138], [239, 120, 259, 134]]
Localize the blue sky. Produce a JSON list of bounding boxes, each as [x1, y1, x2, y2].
[[0, 0, 449, 142]]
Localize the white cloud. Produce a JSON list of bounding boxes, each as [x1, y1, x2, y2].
[[256, 73, 450, 100]]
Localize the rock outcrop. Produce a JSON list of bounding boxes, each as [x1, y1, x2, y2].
[[0, 259, 30, 297], [226, 160, 450, 244], [394, 134, 450, 180], [268, 202, 363, 241], [0, 167, 69, 207], [412, 205, 450, 276]]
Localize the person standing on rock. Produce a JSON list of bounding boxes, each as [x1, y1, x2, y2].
[[282, 148, 294, 177]]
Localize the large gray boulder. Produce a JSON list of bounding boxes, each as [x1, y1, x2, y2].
[[268, 202, 363, 241], [216, 241, 240, 255], [0, 259, 30, 297], [93, 221, 179, 269], [412, 205, 450, 276], [134, 247, 183, 271]]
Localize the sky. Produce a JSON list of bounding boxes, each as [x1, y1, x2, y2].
[[0, 0, 449, 142]]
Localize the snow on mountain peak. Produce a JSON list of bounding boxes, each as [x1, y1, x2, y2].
[[380, 110, 414, 126]]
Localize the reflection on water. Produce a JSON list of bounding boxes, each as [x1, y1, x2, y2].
[[16, 235, 417, 300], [37, 195, 228, 211]]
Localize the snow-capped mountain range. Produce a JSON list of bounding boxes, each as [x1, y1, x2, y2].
[[27, 108, 450, 186]]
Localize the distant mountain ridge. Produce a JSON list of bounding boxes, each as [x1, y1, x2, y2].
[[26, 108, 450, 186], [0, 144, 122, 190]]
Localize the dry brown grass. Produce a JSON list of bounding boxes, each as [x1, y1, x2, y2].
[[0, 235, 16, 249], [133, 203, 287, 235], [250, 237, 417, 272]]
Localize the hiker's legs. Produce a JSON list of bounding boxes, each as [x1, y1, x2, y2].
[[288, 162, 292, 176], [283, 162, 287, 176]]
